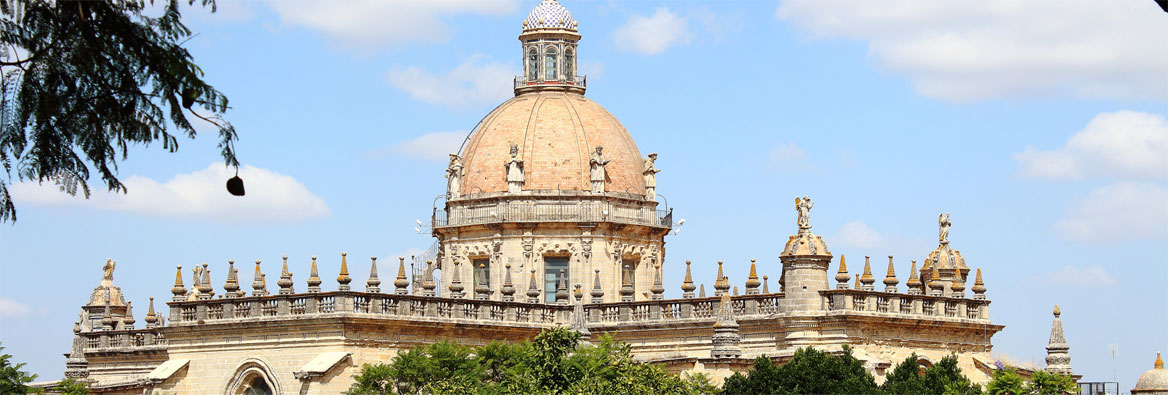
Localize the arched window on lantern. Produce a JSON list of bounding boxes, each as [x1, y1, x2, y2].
[[544, 47, 558, 81], [564, 48, 575, 81], [527, 47, 539, 81]]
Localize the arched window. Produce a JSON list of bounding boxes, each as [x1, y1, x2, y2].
[[564, 49, 575, 80], [544, 47, 558, 81], [243, 377, 272, 395], [527, 48, 538, 81], [226, 359, 281, 395]]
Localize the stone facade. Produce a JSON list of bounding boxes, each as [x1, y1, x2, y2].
[[48, 1, 1019, 393]]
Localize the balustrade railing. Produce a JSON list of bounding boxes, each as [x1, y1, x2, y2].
[[80, 328, 167, 352], [821, 289, 990, 322], [435, 198, 671, 229]]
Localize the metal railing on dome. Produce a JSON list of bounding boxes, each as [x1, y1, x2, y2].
[[432, 200, 670, 229], [514, 75, 586, 90]]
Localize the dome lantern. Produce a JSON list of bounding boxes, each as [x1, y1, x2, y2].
[[516, 0, 585, 95]]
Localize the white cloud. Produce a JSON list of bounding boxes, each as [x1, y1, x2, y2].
[[0, 298, 31, 318], [374, 131, 469, 162], [769, 142, 809, 168], [1015, 111, 1168, 180], [386, 55, 515, 109], [1035, 265, 1118, 287], [10, 164, 329, 224], [262, 0, 520, 49], [1053, 182, 1168, 242], [831, 221, 931, 262], [834, 221, 886, 249], [614, 8, 693, 55], [777, 0, 1168, 101]]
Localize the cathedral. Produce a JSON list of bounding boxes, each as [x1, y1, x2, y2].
[[48, 1, 1058, 393]]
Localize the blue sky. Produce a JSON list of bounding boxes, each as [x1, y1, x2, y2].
[[1, 0, 1165, 386]]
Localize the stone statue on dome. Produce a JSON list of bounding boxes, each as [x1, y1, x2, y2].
[[939, 212, 951, 245], [504, 143, 525, 193], [590, 145, 609, 193], [796, 196, 814, 230], [101, 259, 115, 285], [446, 154, 463, 199], [643, 153, 660, 200]]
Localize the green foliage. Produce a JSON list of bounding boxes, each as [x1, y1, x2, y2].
[[345, 327, 712, 395], [881, 354, 926, 395], [54, 377, 89, 394], [924, 355, 982, 395], [0, 344, 39, 394], [881, 354, 982, 395], [986, 367, 1027, 395], [1026, 370, 1077, 395], [0, 0, 237, 222], [721, 346, 880, 395]]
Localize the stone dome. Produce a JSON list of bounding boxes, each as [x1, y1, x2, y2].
[[922, 246, 968, 271], [86, 284, 126, 307], [1133, 352, 1168, 394], [458, 91, 645, 196], [781, 232, 831, 257], [523, 0, 577, 31]]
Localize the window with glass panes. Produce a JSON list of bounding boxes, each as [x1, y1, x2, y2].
[[544, 257, 569, 302], [544, 48, 558, 81], [473, 258, 490, 287]]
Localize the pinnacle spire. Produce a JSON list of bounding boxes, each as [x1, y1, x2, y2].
[[122, 301, 136, 328], [307, 255, 322, 293], [1156, 352, 1164, 370], [171, 265, 186, 301], [198, 263, 214, 299], [144, 297, 158, 328], [714, 260, 730, 296], [337, 252, 352, 291], [278, 255, 295, 295], [927, 261, 944, 296], [501, 263, 516, 301], [835, 255, 851, 289], [710, 290, 741, 358], [394, 257, 410, 294], [366, 257, 381, 293], [883, 256, 899, 292], [762, 275, 769, 294], [906, 260, 923, 295], [422, 260, 436, 297], [252, 260, 268, 296], [860, 256, 875, 290], [971, 268, 987, 299], [745, 259, 761, 294], [620, 264, 635, 302], [681, 260, 696, 298], [1044, 305, 1072, 375], [224, 260, 240, 298], [449, 261, 465, 298], [699, 283, 706, 298], [950, 265, 966, 297], [555, 269, 569, 304], [590, 269, 604, 303], [527, 268, 541, 303], [650, 263, 665, 300], [475, 262, 490, 300]]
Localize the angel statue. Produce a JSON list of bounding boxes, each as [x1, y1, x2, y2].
[[938, 212, 951, 245], [101, 259, 116, 285], [504, 144, 525, 193], [446, 154, 464, 199], [796, 195, 814, 230]]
